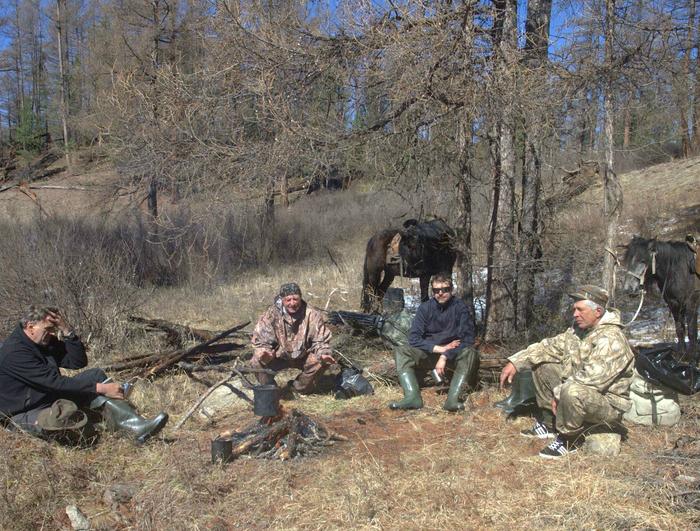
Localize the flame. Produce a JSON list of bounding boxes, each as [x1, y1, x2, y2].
[[261, 404, 286, 425]]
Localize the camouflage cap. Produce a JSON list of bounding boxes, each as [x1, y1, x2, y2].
[[568, 284, 609, 308], [279, 282, 302, 298]]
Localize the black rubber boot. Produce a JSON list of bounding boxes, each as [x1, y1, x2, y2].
[[538, 407, 555, 431], [494, 369, 536, 414], [388, 371, 423, 410], [101, 399, 168, 443]]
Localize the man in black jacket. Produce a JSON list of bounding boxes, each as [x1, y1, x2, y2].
[[0, 306, 167, 442], [388, 273, 479, 412]]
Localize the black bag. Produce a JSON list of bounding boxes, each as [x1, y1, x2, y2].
[[334, 367, 374, 399], [635, 344, 700, 395]]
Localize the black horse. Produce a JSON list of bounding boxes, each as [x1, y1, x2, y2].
[[622, 235, 700, 359], [361, 219, 457, 313]]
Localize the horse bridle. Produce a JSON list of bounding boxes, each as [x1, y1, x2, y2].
[[608, 247, 657, 326]]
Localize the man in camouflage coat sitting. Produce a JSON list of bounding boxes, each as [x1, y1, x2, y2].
[[499, 285, 635, 458], [251, 283, 335, 395]]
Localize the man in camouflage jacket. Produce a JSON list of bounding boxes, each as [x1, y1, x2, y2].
[[500, 284, 635, 459], [251, 283, 334, 394]]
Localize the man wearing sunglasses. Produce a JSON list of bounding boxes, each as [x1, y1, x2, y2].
[[389, 273, 478, 412]]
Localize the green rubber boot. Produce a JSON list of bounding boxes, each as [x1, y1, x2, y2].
[[101, 399, 169, 443], [494, 369, 536, 414], [388, 371, 424, 410], [444, 348, 480, 412], [443, 371, 468, 412]]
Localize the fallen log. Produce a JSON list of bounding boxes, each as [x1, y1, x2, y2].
[[128, 315, 227, 345], [137, 321, 250, 378]]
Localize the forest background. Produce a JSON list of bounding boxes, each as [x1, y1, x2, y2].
[[2, 0, 699, 346]]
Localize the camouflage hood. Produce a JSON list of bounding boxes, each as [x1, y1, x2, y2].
[[595, 309, 625, 329]]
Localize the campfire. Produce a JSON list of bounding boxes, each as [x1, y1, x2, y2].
[[217, 408, 347, 461]]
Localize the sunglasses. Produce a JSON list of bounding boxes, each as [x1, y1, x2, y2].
[[432, 286, 452, 294]]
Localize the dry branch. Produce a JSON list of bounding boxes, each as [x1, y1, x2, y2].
[[128, 315, 227, 343], [174, 366, 276, 430], [137, 321, 250, 378], [99, 321, 251, 376]]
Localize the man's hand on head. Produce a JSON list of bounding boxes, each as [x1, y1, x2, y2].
[[46, 310, 72, 335], [551, 398, 558, 415], [499, 362, 517, 390]]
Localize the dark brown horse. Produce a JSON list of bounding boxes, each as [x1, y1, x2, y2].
[[361, 219, 457, 313], [622, 235, 700, 360]]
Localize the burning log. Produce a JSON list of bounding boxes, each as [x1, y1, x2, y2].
[[218, 409, 347, 461]]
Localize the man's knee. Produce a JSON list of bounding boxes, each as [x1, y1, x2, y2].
[[393, 346, 420, 372], [533, 363, 563, 387], [559, 383, 588, 410], [74, 367, 108, 386]]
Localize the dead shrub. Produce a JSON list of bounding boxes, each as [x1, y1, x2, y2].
[[0, 215, 144, 358]]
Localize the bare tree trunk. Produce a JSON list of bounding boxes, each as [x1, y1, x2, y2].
[[147, 177, 158, 219], [486, 0, 518, 342], [602, 0, 622, 303], [518, 0, 552, 334], [679, 0, 696, 157], [56, 0, 71, 170], [456, 116, 476, 326], [280, 171, 289, 208], [622, 102, 631, 150], [14, 0, 25, 116]]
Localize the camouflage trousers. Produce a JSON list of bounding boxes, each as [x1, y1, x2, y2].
[[533, 363, 623, 435], [394, 345, 480, 389], [250, 352, 326, 394]]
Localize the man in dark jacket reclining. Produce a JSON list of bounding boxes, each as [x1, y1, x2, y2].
[[0, 306, 168, 443]]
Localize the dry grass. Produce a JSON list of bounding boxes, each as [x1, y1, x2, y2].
[[2, 382, 698, 529]]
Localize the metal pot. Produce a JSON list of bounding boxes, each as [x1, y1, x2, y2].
[[211, 437, 233, 464], [253, 384, 281, 417]]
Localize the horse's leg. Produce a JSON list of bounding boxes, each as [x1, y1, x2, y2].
[[419, 275, 430, 302], [375, 271, 395, 312], [671, 305, 687, 354], [687, 297, 699, 363], [364, 267, 384, 313]]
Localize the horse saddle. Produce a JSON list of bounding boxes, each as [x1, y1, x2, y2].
[[386, 232, 402, 266], [686, 234, 700, 277]]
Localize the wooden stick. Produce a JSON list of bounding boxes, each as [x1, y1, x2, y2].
[[173, 372, 248, 430]]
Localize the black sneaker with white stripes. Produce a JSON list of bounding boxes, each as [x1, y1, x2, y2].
[[538, 435, 579, 459], [520, 420, 555, 439]]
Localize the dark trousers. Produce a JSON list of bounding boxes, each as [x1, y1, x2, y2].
[[7, 367, 108, 435], [394, 345, 480, 389]]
